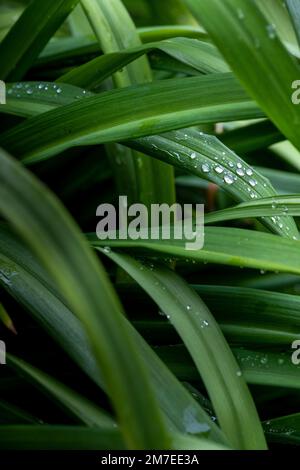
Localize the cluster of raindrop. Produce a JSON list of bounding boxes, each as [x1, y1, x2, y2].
[[264, 420, 296, 437], [195, 151, 258, 190], [237, 352, 280, 370], [270, 214, 285, 229], [7, 82, 90, 101]]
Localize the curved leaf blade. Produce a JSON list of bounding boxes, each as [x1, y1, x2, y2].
[[60, 37, 229, 90], [7, 355, 115, 429], [0, 148, 168, 449], [97, 248, 267, 450], [0, 74, 263, 164], [0, 0, 80, 81], [89, 226, 300, 274], [0, 225, 223, 443], [184, 0, 300, 150]]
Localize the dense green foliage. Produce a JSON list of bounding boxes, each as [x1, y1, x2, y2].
[[0, 0, 300, 450]]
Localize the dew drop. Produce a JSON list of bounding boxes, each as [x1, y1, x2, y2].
[[224, 174, 234, 185], [236, 370, 242, 377], [201, 163, 210, 173], [249, 178, 257, 187], [237, 8, 245, 19], [236, 168, 245, 176], [246, 168, 253, 176], [266, 23, 276, 39], [103, 246, 111, 253], [214, 165, 224, 174], [56, 88, 62, 94], [190, 152, 196, 160]]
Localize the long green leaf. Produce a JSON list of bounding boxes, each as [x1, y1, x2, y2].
[[0, 300, 16, 333], [0, 0, 80, 80], [0, 426, 125, 450], [194, 285, 300, 345], [184, 0, 300, 150], [234, 348, 300, 389], [286, 0, 300, 47], [258, 167, 300, 194], [0, 225, 224, 443], [0, 400, 38, 425], [80, 0, 175, 209], [264, 412, 300, 445], [2, 84, 294, 237], [37, 25, 207, 65], [60, 37, 228, 90], [3, 82, 92, 118], [89, 226, 300, 274], [129, 129, 298, 238], [205, 194, 300, 228], [0, 425, 227, 450], [258, 0, 300, 56], [3, 86, 293, 237], [138, 25, 207, 43], [219, 120, 282, 155], [156, 345, 300, 390], [0, 148, 168, 449], [97, 248, 267, 449], [134, 283, 300, 346], [0, 73, 263, 164], [7, 355, 115, 428]]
